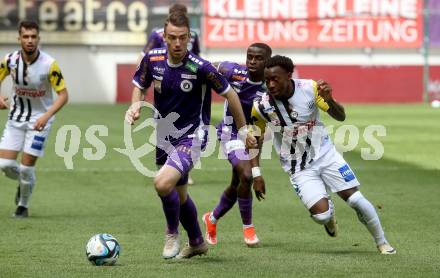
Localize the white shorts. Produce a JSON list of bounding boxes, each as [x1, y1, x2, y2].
[[0, 120, 51, 157], [289, 146, 360, 209]]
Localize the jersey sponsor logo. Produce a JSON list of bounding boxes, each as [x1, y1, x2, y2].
[[232, 74, 246, 81], [150, 55, 165, 62], [153, 66, 165, 74], [15, 88, 46, 97], [181, 74, 197, 80], [185, 61, 198, 73], [338, 164, 356, 182], [180, 80, 193, 92]]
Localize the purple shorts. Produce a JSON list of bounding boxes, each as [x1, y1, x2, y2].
[[217, 127, 249, 168], [162, 137, 206, 186]]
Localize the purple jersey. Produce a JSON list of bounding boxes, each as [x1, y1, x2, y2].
[[217, 62, 266, 136], [142, 28, 201, 56], [133, 48, 230, 142]]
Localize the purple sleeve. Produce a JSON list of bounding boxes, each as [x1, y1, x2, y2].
[[132, 55, 152, 90], [217, 61, 239, 81], [142, 31, 162, 54], [202, 63, 231, 96]]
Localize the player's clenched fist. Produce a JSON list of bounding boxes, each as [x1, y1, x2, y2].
[[0, 96, 9, 109], [125, 107, 140, 125], [317, 79, 333, 102]]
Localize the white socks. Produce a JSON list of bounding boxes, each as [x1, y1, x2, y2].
[[18, 164, 36, 208], [347, 191, 387, 246]]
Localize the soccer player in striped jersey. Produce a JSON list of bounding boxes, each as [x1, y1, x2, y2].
[[126, 12, 247, 259], [0, 21, 69, 218], [248, 55, 396, 255], [203, 43, 271, 247]]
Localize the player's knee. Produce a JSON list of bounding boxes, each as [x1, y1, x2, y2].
[[238, 169, 252, 187], [0, 158, 19, 180], [153, 175, 173, 195], [346, 191, 363, 207], [311, 207, 333, 225], [19, 164, 36, 185]]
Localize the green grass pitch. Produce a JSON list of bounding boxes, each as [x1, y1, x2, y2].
[[0, 103, 439, 277]]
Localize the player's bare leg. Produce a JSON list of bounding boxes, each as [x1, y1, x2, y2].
[[338, 187, 396, 254]]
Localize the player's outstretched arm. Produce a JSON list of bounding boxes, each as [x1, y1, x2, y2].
[[125, 86, 145, 125], [222, 88, 246, 130], [317, 79, 345, 121]]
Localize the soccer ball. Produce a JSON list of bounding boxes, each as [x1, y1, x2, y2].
[[86, 233, 120, 266]]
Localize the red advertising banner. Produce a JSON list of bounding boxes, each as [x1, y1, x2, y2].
[[203, 0, 424, 48], [117, 63, 429, 103]]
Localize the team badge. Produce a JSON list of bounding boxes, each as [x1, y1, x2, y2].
[[290, 110, 298, 119], [180, 80, 193, 92]]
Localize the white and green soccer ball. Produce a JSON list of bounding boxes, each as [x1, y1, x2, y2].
[[86, 233, 120, 266]]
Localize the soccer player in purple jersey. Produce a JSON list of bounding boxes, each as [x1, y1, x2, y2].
[[202, 43, 271, 247], [125, 12, 247, 259], [137, 3, 200, 186]]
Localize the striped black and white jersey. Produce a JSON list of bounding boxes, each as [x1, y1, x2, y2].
[[0, 50, 66, 123], [251, 79, 333, 174]]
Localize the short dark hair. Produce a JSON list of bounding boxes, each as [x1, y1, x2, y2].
[[169, 3, 188, 14], [249, 42, 272, 58], [265, 55, 295, 73], [164, 11, 190, 32], [18, 20, 39, 34]]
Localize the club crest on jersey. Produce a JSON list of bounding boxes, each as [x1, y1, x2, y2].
[[180, 80, 193, 92], [290, 110, 298, 119]]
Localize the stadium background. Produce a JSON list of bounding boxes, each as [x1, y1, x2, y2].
[[1, 0, 440, 104], [1, 1, 440, 276]]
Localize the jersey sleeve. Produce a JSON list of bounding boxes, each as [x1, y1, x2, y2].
[[250, 101, 268, 136], [216, 61, 237, 81], [48, 61, 66, 93], [142, 31, 162, 55], [312, 80, 330, 112], [0, 55, 10, 82], [202, 63, 231, 96], [132, 54, 153, 90]]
